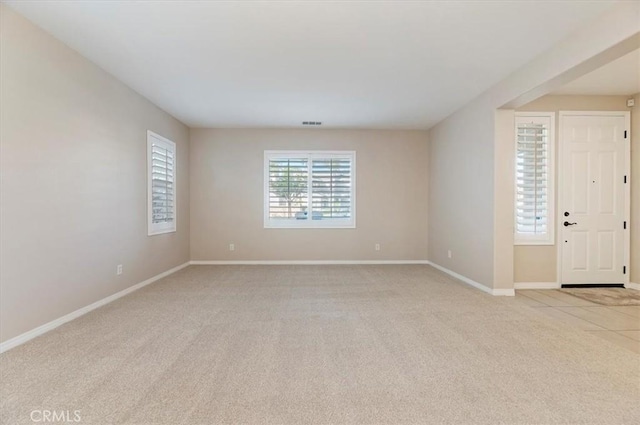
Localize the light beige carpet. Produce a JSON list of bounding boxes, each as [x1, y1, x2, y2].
[[560, 287, 640, 306], [1, 265, 639, 424]]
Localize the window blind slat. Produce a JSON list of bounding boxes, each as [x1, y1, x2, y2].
[[150, 141, 176, 226], [516, 121, 550, 237], [311, 158, 352, 219]]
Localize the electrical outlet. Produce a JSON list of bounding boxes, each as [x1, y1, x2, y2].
[[116, 264, 123, 275], [229, 243, 235, 251], [375, 243, 380, 251], [447, 250, 452, 259]]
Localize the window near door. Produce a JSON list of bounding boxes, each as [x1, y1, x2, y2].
[[148, 131, 176, 236], [515, 113, 555, 245], [264, 151, 356, 228]]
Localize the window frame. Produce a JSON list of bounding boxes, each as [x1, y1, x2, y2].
[[147, 130, 177, 236], [263, 150, 356, 229], [514, 112, 555, 246]]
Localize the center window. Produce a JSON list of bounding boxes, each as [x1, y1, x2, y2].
[[264, 151, 356, 228]]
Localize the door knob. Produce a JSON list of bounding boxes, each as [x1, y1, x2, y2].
[[563, 221, 577, 227], [564, 212, 570, 217]]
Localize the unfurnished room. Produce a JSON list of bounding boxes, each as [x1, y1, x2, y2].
[[0, 1, 639, 424]]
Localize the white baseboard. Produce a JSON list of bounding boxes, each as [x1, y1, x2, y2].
[[626, 282, 640, 291], [492, 288, 516, 296], [514, 282, 561, 290], [427, 262, 515, 296], [0, 261, 190, 354], [190, 260, 430, 265]]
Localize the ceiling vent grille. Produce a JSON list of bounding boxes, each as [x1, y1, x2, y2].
[[302, 121, 322, 126]]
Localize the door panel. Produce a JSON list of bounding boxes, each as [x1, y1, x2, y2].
[[596, 231, 614, 270], [597, 152, 615, 214], [571, 231, 588, 271], [560, 113, 627, 284], [570, 152, 590, 214]]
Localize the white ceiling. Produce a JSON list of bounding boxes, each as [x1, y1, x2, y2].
[[5, 1, 619, 129], [552, 48, 640, 96]]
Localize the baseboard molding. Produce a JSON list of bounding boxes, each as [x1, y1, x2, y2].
[[0, 261, 190, 354], [492, 288, 516, 296], [514, 282, 561, 290], [190, 260, 430, 265], [626, 282, 640, 291], [427, 262, 515, 296]]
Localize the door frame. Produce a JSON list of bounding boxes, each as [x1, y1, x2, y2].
[[557, 111, 631, 286]]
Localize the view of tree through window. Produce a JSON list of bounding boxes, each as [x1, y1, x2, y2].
[[268, 158, 308, 219]]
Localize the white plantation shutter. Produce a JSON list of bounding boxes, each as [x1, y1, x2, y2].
[[516, 123, 547, 233], [312, 158, 352, 219], [515, 114, 554, 245], [148, 131, 177, 235], [264, 151, 356, 228], [268, 157, 309, 219], [151, 145, 175, 223]]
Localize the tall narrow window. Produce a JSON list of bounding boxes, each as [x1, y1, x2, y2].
[[264, 151, 356, 228], [515, 113, 554, 245], [148, 131, 176, 235]]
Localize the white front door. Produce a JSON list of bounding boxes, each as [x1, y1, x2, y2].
[[560, 112, 630, 285]]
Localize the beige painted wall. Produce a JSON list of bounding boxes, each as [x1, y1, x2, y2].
[[0, 6, 190, 343], [494, 110, 515, 289], [428, 106, 496, 286], [514, 95, 633, 283], [190, 129, 428, 261]]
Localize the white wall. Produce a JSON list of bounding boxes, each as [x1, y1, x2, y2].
[[190, 129, 429, 261], [428, 2, 639, 290], [0, 6, 190, 343]]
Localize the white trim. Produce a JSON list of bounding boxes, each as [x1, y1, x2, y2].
[[623, 112, 631, 286], [514, 112, 555, 246], [190, 260, 430, 265], [625, 282, 640, 291], [0, 262, 190, 354], [148, 130, 177, 236], [493, 289, 517, 296], [428, 262, 515, 296], [557, 111, 630, 286], [514, 281, 561, 289]]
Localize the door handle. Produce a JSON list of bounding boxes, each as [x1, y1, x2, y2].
[[563, 221, 577, 227]]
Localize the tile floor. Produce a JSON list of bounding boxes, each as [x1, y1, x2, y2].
[[516, 289, 640, 354]]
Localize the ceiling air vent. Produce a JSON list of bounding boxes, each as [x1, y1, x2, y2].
[[302, 121, 322, 126]]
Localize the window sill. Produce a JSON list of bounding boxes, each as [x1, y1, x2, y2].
[[148, 228, 177, 236], [264, 221, 356, 229], [514, 240, 554, 246]]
